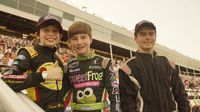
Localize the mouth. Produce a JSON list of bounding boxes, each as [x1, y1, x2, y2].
[[76, 46, 85, 50], [144, 42, 152, 44], [47, 38, 57, 42]]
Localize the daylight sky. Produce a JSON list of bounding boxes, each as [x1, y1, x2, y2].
[[61, 0, 200, 60]]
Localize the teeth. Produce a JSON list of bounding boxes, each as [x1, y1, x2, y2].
[[77, 47, 84, 50], [48, 39, 55, 41]]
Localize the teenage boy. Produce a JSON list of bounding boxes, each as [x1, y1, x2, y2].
[[2, 15, 64, 112], [63, 21, 119, 112], [119, 20, 190, 112]]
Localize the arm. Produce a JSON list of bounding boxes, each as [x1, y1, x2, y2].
[[104, 61, 119, 112], [2, 49, 44, 92], [171, 68, 190, 112], [61, 70, 72, 99], [119, 69, 137, 112]]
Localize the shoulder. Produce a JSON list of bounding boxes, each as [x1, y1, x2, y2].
[[168, 60, 176, 69], [94, 55, 110, 69], [95, 54, 110, 61], [18, 46, 38, 59], [66, 59, 78, 72], [158, 56, 176, 69]]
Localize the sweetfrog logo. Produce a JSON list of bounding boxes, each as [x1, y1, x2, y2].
[[87, 71, 103, 81], [77, 88, 96, 103], [69, 62, 79, 69], [37, 62, 63, 90], [69, 71, 103, 84]]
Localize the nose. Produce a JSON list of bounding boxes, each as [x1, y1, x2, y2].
[[77, 38, 82, 44], [48, 31, 54, 36], [145, 33, 152, 40]]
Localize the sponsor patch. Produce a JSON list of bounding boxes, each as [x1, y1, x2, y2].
[[74, 81, 100, 89], [17, 55, 26, 60], [89, 65, 102, 69], [39, 67, 47, 72], [3, 74, 27, 79], [69, 62, 79, 69], [110, 75, 117, 81], [12, 61, 19, 65], [69, 68, 80, 73], [10, 65, 18, 71], [91, 58, 100, 65], [111, 81, 118, 87], [69, 71, 103, 84], [112, 87, 119, 94]]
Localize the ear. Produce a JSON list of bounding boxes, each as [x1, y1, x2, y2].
[[67, 39, 71, 44], [134, 35, 138, 43], [35, 33, 40, 40], [35, 33, 40, 41], [68, 42, 72, 50], [35, 32, 39, 37], [37, 37, 40, 40], [168, 60, 176, 69], [90, 37, 93, 44], [60, 34, 62, 39]]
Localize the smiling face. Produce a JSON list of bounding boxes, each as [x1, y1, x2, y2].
[[135, 27, 156, 54], [38, 25, 61, 48], [2, 55, 9, 65], [69, 34, 92, 56]]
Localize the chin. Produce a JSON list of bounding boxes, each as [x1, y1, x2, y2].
[[144, 46, 153, 49], [46, 44, 56, 48], [77, 53, 86, 56], [77, 51, 87, 56]]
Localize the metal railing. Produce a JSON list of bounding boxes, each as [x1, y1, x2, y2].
[[0, 79, 44, 112], [17, 93, 45, 112]]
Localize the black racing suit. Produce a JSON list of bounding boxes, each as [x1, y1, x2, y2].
[[2, 45, 64, 112], [119, 51, 190, 112], [62, 52, 120, 112]]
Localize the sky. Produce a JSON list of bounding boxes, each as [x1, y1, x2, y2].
[[61, 0, 200, 61]]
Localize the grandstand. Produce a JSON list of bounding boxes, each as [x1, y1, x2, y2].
[[1, 0, 199, 74], [0, 0, 200, 111]]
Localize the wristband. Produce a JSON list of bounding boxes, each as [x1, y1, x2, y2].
[[42, 71, 48, 79]]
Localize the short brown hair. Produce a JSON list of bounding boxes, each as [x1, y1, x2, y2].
[[68, 21, 92, 39]]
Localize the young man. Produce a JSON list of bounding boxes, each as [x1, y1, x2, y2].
[[2, 15, 64, 112], [119, 20, 190, 112], [62, 21, 120, 112]]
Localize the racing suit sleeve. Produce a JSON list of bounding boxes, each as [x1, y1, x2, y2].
[[61, 70, 72, 98], [104, 61, 119, 112], [2, 49, 44, 92], [119, 69, 137, 112], [171, 69, 190, 112]]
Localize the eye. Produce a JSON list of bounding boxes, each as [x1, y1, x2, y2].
[[43, 28, 49, 32], [139, 32, 146, 36], [71, 36, 78, 41], [80, 35, 87, 39], [149, 32, 155, 36], [77, 90, 84, 100], [84, 88, 93, 97], [52, 29, 59, 33]]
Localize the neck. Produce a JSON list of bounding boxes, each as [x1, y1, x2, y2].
[[38, 43, 54, 48], [79, 51, 91, 57], [77, 50, 95, 61], [138, 48, 154, 56]]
